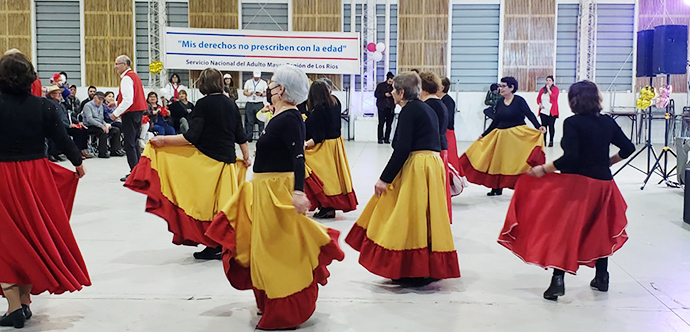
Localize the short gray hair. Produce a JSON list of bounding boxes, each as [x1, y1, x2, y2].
[[115, 55, 131, 67], [393, 72, 421, 100], [272, 65, 309, 105]]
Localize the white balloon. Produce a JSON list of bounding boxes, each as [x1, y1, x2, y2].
[[376, 42, 386, 53], [372, 51, 383, 62]]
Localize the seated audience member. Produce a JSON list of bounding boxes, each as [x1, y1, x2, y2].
[[82, 91, 125, 158], [146, 91, 176, 136], [103, 91, 122, 128], [80, 85, 97, 111], [46, 85, 92, 160], [168, 89, 194, 134], [64, 85, 81, 114]]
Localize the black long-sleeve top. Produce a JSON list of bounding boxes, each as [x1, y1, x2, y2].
[[482, 95, 541, 137], [375, 81, 395, 110], [425, 98, 448, 150], [442, 94, 456, 130], [553, 113, 635, 180], [253, 108, 306, 191], [183, 94, 246, 163], [380, 99, 441, 183], [305, 101, 341, 144], [0, 93, 82, 166], [169, 100, 194, 131]]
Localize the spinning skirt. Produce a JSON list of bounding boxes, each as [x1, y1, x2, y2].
[[459, 125, 545, 189], [445, 129, 463, 176], [345, 151, 460, 280], [124, 144, 247, 247], [498, 173, 628, 274], [304, 137, 358, 212], [206, 172, 344, 330], [0, 159, 90, 295]]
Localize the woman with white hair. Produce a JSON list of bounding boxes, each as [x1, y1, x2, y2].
[[345, 71, 460, 286], [207, 65, 344, 330]]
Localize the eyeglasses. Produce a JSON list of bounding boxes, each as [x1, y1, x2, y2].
[[498, 84, 508, 88]]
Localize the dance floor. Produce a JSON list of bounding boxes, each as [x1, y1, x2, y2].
[[25, 141, 690, 332]]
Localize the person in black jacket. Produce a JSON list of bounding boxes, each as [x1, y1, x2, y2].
[[0, 52, 90, 329], [498, 80, 635, 301], [375, 71, 395, 144]]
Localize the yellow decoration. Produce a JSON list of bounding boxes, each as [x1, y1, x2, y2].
[[149, 61, 164, 74], [636, 86, 655, 110]]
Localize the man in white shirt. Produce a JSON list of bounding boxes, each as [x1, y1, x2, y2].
[[110, 55, 148, 181], [243, 70, 268, 142]]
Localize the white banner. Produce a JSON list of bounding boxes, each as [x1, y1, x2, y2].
[[164, 27, 361, 75]]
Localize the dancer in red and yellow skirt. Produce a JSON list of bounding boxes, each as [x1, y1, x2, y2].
[[0, 52, 90, 328], [420, 72, 453, 222], [460, 76, 546, 196], [498, 81, 635, 300], [346, 72, 460, 285], [439, 77, 469, 196], [304, 80, 357, 218], [125, 68, 251, 260], [206, 65, 344, 330]]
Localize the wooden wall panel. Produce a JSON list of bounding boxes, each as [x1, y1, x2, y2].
[[502, 0, 555, 92], [0, 0, 32, 59], [84, 0, 134, 86], [293, 0, 342, 89], [399, 0, 448, 76], [189, 0, 239, 86], [637, 0, 690, 93]]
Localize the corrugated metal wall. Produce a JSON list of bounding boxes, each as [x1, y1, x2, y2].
[[240, 2, 288, 83], [596, 4, 635, 92], [555, 3, 578, 91], [36, 0, 81, 85]]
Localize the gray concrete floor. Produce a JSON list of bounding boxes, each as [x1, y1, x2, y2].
[[22, 141, 690, 331]]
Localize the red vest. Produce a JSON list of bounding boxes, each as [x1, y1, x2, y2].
[[117, 69, 147, 113]]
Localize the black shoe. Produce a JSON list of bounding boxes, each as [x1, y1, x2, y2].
[[392, 277, 437, 287], [590, 272, 609, 292], [193, 246, 222, 260], [0, 308, 25, 328], [384, 140, 390, 144], [313, 208, 336, 219], [54, 155, 66, 162], [111, 150, 126, 157], [543, 275, 565, 301], [548, 142, 554, 147], [21, 305, 31, 320], [120, 174, 130, 182], [487, 188, 503, 196], [378, 140, 384, 144], [48, 155, 58, 162], [98, 153, 110, 159]]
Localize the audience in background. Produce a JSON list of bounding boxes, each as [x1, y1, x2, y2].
[[79, 86, 97, 111], [46, 85, 92, 160], [64, 84, 81, 114], [223, 73, 238, 101], [163, 73, 187, 104], [82, 91, 125, 158], [168, 89, 194, 134], [146, 91, 176, 136]]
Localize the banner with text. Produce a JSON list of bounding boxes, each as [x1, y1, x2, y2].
[[164, 27, 361, 75]]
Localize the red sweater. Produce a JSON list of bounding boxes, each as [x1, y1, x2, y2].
[[537, 85, 559, 117]]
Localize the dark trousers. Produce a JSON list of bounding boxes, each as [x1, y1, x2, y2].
[[66, 127, 88, 150], [540, 114, 557, 143], [245, 102, 264, 142], [121, 111, 143, 170], [87, 125, 122, 156], [377, 107, 394, 142]]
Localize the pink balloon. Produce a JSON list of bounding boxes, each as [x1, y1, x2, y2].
[[366, 43, 377, 52]]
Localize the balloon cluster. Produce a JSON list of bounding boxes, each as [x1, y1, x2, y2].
[[366, 42, 386, 62], [636, 86, 655, 110], [149, 61, 163, 74], [654, 84, 673, 109]]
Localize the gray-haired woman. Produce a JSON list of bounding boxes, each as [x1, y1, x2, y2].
[[206, 65, 344, 330], [345, 71, 460, 286]]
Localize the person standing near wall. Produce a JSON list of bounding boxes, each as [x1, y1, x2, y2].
[[537, 75, 559, 147], [243, 70, 268, 142], [375, 72, 395, 144], [110, 55, 148, 182]]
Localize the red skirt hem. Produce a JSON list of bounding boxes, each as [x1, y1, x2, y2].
[[304, 172, 358, 212], [345, 224, 460, 280], [445, 130, 463, 176], [124, 157, 218, 247], [206, 214, 344, 330]]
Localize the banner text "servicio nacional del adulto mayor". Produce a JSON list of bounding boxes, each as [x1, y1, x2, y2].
[[164, 27, 361, 75]]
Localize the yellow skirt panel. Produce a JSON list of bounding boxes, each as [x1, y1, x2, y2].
[[305, 137, 355, 196], [354, 151, 455, 252], [142, 144, 246, 221], [465, 125, 544, 176], [225, 172, 334, 299]]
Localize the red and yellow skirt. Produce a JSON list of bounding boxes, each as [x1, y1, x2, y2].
[[304, 136, 358, 212], [124, 144, 247, 247], [205, 172, 344, 330], [445, 129, 463, 176], [460, 125, 545, 189], [498, 173, 628, 274], [346, 151, 460, 280], [0, 159, 90, 295]]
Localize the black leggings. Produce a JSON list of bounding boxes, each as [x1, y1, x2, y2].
[[540, 114, 557, 143], [553, 258, 608, 277]]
